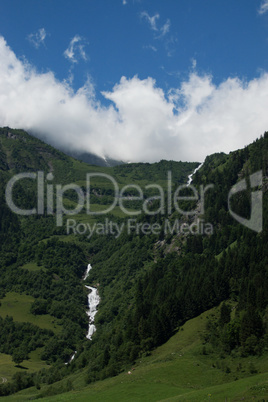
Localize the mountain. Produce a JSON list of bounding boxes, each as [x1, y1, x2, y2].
[[65, 149, 125, 167], [26, 129, 126, 167], [0, 127, 267, 400]]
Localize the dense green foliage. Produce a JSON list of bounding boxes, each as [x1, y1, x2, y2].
[[129, 133, 268, 354], [0, 316, 53, 361], [81, 134, 267, 384]]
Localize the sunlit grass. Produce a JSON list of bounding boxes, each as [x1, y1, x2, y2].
[[2, 305, 268, 401], [0, 350, 50, 382], [0, 292, 62, 333]]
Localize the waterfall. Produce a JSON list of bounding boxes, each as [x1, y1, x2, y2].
[[83, 264, 100, 340], [65, 351, 77, 365], [187, 162, 204, 186], [64, 264, 100, 365], [83, 263, 92, 280]]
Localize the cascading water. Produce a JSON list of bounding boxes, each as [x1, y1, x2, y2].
[[83, 263, 92, 280], [83, 264, 100, 340], [65, 350, 77, 365], [85, 285, 100, 340], [65, 264, 100, 364], [187, 162, 204, 186]]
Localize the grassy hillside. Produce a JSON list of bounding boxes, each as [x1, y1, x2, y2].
[[1, 305, 267, 401], [0, 292, 62, 333], [0, 349, 49, 384]]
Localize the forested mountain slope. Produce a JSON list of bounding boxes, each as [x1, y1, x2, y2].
[[0, 127, 197, 396], [0, 127, 267, 399]]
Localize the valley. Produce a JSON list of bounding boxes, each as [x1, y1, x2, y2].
[[0, 127, 267, 400]]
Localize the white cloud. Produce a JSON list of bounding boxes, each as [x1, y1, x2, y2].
[[141, 11, 160, 31], [122, 0, 127, 5], [141, 12, 173, 56], [159, 19, 170, 37], [141, 11, 171, 38], [143, 44, 157, 52], [64, 35, 88, 63], [191, 58, 197, 70], [27, 28, 47, 49], [258, 0, 268, 14], [1, 36, 268, 163]]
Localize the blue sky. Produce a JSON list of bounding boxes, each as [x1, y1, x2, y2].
[[1, 0, 268, 162]]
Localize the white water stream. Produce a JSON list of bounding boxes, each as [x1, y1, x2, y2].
[[83, 264, 100, 340], [65, 264, 100, 364], [66, 164, 203, 364], [65, 350, 77, 365], [187, 162, 204, 186]]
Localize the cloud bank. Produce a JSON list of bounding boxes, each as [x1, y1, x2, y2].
[[0, 36, 268, 163]]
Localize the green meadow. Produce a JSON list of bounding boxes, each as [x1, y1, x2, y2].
[[0, 349, 49, 383], [1, 305, 267, 401], [20, 262, 45, 272], [0, 292, 62, 333]]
